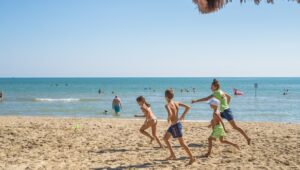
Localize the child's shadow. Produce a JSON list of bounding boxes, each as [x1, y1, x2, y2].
[[153, 143, 205, 163], [90, 148, 131, 154], [188, 143, 204, 148], [91, 146, 161, 154], [91, 162, 153, 170]]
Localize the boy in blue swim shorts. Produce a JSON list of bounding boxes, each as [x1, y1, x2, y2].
[[163, 89, 195, 165]]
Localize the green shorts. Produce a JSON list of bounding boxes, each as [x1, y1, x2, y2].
[[211, 124, 225, 140]]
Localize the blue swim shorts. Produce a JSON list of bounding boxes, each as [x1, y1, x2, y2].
[[167, 122, 183, 138], [113, 105, 121, 113], [221, 108, 234, 121]]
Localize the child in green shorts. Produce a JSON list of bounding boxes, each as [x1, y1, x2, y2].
[[205, 98, 240, 157]]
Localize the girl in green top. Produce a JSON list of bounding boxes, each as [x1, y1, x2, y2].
[[192, 79, 251, 145]]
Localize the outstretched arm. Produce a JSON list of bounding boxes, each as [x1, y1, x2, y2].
[[178, 102, 191, 121], [192, 95, 214, 104]]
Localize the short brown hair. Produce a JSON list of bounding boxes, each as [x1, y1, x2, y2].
[[165, 89, 174, 99]]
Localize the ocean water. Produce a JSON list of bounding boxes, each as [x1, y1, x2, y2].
[[0, 78, 299, 123]]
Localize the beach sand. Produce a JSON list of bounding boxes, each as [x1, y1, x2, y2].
[[0, 116, 299, 170]]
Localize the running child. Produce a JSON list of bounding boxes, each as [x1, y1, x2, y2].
[[205, 98, 239, 157], [163, 89, 195, 165], [192, 79, 251, 145], [136, 96, 164, 148]]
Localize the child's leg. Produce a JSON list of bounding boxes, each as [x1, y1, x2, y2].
[[140, 122, 154, 142], [219, 137, 240, 150], [205, 136, 215, 157], [178, 137, 195, 165], [151, 121, 164, 148], [163, 132, 176, 159]]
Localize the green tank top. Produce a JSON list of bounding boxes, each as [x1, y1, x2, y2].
[[213, 90, 229, 112]]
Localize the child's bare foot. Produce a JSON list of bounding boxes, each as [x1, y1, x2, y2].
[[234, 144, 240, 150], [247, 138, 251, 145], [159, 144, 165, 149], [166, 155, 176, 160], [149, 137, 154, 144], [188, 157, 196, 165]]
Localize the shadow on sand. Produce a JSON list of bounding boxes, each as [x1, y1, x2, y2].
[[89, 146, 164, 154], [90, 143, 205, 169], [90, 162, 153, 170]]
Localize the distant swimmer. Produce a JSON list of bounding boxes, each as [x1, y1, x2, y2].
[[98, 89, 102, 94], [0, 91, 3, 101], [112, 96, 122, 114], [233, 88, 244, 96], [283, 89, 289, 96], [112, 91, 115, 94], [104, 110, 108, 114]]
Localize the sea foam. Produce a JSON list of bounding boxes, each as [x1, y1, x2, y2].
[[34, 98, 80, 102]]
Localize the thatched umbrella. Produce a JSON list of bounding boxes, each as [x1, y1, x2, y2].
[[193, 0, 300, 14]]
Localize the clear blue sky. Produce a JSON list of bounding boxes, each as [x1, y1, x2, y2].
[[0, 0, 299, 77]]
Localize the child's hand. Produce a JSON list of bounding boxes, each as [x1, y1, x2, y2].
[[191, 100, 197, 104], [207, 124, 212, 128]]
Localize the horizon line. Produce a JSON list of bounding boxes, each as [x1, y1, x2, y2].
[[0, 76, 299, 79]]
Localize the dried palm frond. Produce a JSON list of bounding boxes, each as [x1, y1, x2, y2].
[[193, 0, 300, 14]]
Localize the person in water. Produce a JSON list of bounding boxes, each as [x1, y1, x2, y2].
[[205, 98, 239, 157], [163, 89, 195, 165], [136, 96, 164, 148], [0, 91, 3, 101], [112, 96, 122, 114], [192, 79, 251, 145]]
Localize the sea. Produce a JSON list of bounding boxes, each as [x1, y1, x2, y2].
[[0, 78, 299, 123]]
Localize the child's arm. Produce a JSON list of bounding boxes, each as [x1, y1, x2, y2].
[[225, 93, 231, 105], [192, 95, 214, 104], [120, 101, 123, 109], [215, 112, 228, 132], [178, 102, 191, 121]]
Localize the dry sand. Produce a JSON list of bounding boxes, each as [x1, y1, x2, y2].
[[0, 116, 299, 170]]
